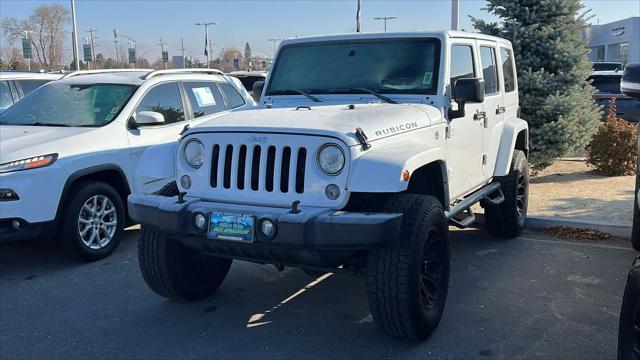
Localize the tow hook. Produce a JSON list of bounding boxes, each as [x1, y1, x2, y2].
[[355, 127, 371, 150], [290, 200, 301, 214]]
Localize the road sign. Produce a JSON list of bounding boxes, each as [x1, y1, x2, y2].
[[128, 48, 136, 64], [83, 44, 92, 62], [22, 38, 32, 59], [233, 58, 239, 69], [162, 51, 169, 63]]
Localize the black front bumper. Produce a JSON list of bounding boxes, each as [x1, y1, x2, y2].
[[128, 193, 402, 250]]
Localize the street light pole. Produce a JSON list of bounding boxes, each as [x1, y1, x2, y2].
[[70, 0, 80, 70], [373, 16, 397, 32], [451, 0, 460, 31], [267, 38, 282, 54], [195, 22, 216, 68], [356, 0, 361, 32]]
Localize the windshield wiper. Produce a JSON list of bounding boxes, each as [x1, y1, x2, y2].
[[350, 87, 397, 104], [23, 122, 71, 127], [271, 88, 322, 102]]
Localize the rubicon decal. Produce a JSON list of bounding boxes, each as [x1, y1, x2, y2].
[[374, 122, 419, 137]]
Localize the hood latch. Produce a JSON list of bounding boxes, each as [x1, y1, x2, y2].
[[355, 127, 371, 150]]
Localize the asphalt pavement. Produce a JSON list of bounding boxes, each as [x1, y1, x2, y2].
[[0, 227, 636, 360]]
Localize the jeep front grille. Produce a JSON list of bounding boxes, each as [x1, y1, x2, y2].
[[210, 144, 307, 194]]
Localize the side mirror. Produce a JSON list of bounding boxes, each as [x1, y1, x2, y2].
[[621, 63, 640, 99], [252, 80, 265, 103], [449, 78, 485, 119], [134, 111, 165, 126]]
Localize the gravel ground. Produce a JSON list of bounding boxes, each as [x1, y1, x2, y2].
[[529, 159, 635, 224]]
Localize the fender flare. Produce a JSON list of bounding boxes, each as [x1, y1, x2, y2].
[[347, 141, 446, 193], [136, 142, 178, 182], [493, 118, 528, 177]]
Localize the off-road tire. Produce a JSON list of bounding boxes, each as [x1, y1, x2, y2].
[[631, 173, 640, 251], [138, 226, 232, 301], [484, 150, 528, 238], [367, 194, 450, 341], [154, 181, 179, 197], [618, 255, 640, 359], [61, 181, 125, 261]]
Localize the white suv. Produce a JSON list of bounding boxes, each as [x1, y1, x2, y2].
[[130, 32, 529, 340], [0, 69, 254, 260]]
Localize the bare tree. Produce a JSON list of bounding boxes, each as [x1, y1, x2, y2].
[[2, 4, 69, 70]]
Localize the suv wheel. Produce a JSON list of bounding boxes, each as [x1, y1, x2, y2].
[[367, 194, 450, 341], [618, 256, 640, 359], [138, 226, 232, 301], [62, 181, 125, 261], [484, 150, 528, 238]]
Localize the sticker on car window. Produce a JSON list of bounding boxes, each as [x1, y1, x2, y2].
[[191, 87, 216, 107], [423, 72, 433, 86]]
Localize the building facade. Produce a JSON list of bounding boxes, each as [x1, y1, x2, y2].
[[584, 17, 639, 65]]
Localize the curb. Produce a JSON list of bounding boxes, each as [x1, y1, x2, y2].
[[475, 214, 632, 238], [526, 216, 632, 239]]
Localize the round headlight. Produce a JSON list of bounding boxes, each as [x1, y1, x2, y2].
[[184, 139, 205, 168], [317, 144, 345, 175]]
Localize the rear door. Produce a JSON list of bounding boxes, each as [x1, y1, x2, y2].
[[15, 79, 52, 98], [477, 41, 504, 180], [0, 81, 16, 112]]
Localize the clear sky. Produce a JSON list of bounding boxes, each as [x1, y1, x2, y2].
[[1, 0, 638, 63]]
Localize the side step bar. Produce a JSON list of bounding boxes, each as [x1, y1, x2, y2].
[[445, 181, 504, 229]]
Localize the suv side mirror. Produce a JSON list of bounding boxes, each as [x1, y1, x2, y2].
[[449, 78, 485, 119], [252, 81, 265, 103], [134, 111, 165, 126]]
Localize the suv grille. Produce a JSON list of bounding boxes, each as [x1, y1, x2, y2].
[[210, 144, 307, 194]]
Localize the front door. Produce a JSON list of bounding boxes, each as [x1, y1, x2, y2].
[[446, 42, 485, 199]]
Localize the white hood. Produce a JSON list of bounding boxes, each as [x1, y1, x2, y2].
[[0, 125, 96, 163], [187, 103, 442, 146]]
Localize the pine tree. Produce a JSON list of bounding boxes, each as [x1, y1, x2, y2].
[[471, 0, 601, 170], [244, 42, 252, 67]]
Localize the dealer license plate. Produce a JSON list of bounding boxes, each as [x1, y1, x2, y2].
[[208, 212, 255, 242]]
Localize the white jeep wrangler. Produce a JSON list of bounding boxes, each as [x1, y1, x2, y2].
[[129, 31, 529, 341]]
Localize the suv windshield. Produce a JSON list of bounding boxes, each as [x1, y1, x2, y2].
[[0, 83, 136, 127], [267, 38, 440, 96]]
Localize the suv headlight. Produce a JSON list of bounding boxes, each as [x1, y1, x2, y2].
[[184, 139, 205, 168], [0, 154, 58, 173], [317, 144, 345, 175]]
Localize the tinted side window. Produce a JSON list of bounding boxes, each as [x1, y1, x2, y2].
[[480, 46, 499, 95], [183, 82, 225, 118], [219, 83, 246, 109], [0, 81, 13, 109], [18, 79, 50, 95], [500, 48, 516, 92], [137, 82, 185, 124], [450, 45, 475, 85]]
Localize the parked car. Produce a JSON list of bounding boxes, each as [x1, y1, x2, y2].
[[0, 68, 254, 260], [593, 61, 623, 71], [129, 31, 529, 341], [0, 71, 62, 113], [618, 62, 640, 360], [227, 70, 267, 94], [589, 70, 640, 123]]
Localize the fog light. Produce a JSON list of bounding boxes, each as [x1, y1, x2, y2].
[[0, 189, 19, 201], [260, 219, 275, 237], [180, 175, 192, 189], [11, 220, 21, 230], [325, 184, 340, 200], [194, 213, 206, 230]]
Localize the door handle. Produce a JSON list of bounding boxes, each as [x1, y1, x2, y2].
[[473, 111, 487, 121], [496, 106, 506, 115]]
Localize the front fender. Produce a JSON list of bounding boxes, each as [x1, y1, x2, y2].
[[493, 118, 528, 177], [135, 142, 177, 193], [347, 134, 445, 193]]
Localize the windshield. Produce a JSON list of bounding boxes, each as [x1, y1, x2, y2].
[[590, 76, 621, 94], [0, 82, 136, 127], [267, 38, 440, 95]]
